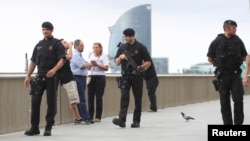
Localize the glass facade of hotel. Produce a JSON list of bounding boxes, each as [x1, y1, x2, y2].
[[108, 4, 152, 73]]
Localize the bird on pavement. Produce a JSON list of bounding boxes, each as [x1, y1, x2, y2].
[[181, 112, 195, 121]]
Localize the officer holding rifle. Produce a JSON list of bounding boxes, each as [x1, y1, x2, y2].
[[112, 28, 151, 128]]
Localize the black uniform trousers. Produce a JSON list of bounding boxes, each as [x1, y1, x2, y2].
[[119, 75, 143, 123], [218, 70, 244, 125], [30, 74, 59, 129], [146, 76, 159, 111]]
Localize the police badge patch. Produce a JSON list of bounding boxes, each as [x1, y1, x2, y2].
[[49, 46, 53, 50], [37, 46, 42, 50], [134, 50, 138, 55]]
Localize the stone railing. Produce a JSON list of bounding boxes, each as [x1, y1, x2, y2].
[[0, 73, 249, 135]]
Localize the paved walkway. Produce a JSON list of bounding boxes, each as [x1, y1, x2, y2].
[[1, 95, 250, 141]]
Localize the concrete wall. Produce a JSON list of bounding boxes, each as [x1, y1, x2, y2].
[[0, 74, 249, 135]]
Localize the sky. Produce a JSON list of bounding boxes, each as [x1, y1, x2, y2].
[[0, 0, 249, 73]]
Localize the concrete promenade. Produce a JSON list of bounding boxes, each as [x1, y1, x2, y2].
[[1, 95, 250, 141]]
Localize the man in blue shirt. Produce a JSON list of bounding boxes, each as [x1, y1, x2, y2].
[[70, 39, 93, 124]]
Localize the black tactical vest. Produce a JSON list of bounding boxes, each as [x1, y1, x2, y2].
[[214, 35, 243, 70]]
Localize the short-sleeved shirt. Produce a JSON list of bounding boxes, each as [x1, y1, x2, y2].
[[70, 49, 88, 76], [31, 36, 65, 74], [207, 34, 247, 69], [59, 60, 75, 84], [115, 40, 151, 73], [88, 54, 109, 75]]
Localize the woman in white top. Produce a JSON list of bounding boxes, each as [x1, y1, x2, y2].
[[87, 42, 109, 122]]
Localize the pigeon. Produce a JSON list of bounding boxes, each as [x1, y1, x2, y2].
[[181, 112, 195, 121]]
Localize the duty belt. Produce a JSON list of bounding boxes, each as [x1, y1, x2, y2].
[[218, 68, 241, 74], [121, 70, 138, 76], [36, 73, 46, 78]]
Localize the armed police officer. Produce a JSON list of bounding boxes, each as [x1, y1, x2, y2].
[[112, 28, 152, 128], [207, 20, 247, 125], [24, 21, 65, 136]]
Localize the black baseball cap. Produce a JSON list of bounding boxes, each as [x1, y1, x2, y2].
[[41, 21, 54, 30]]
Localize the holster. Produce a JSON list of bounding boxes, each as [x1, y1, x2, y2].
[[212, 79, 219, 91], [212, 68, 222, 91], [29, 77, 45, 95], [30, 79, 38, 95], [116, 77, 122, 88], [116, 76, 129, 89]]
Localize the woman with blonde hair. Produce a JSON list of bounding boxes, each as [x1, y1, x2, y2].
[[87, 42, 109, 122]]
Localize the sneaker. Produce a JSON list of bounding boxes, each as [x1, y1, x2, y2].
[[74, 119, 83, 125], [112, 118, 126, 128], [94, 118, 101, 122], [24, 127, 40, 136], [131, 122, 140, 128], [84, 119, 95, 124]]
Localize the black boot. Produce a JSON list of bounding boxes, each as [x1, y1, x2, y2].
[[24, 127, 40, 136], [131, 122, 140, 128], [112, 118, 126, 128], [43, 126, 52, 136]]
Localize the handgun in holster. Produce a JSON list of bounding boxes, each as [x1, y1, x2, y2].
[[116, 77, 129, 89], [212, 79, 219, 91], [30, 75, 45, 95], [212, 69, 222, 91], [30, 79, 38, 95], [116, 77, 122, 88]]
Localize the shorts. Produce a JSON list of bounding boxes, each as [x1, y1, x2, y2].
[[62, 80, 80, 104]]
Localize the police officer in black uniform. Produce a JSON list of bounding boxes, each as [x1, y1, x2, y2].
[[143, 61, 159, 112], [112, 28, 152, 128], [207, 20, 247, 125], [24, 21, 65, 136]]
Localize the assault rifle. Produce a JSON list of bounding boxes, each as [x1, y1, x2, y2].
[[117, 42, 145, 75]]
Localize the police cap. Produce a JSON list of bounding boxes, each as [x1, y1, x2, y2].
[[223, 20, 237, 27], [123, 28, 135, 36], [41, 21, 54, 30]]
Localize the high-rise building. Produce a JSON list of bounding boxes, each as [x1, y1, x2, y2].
[[108, 4, 169, 74], [108, 4, 152, 73], [152, 58, 169, 74]]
